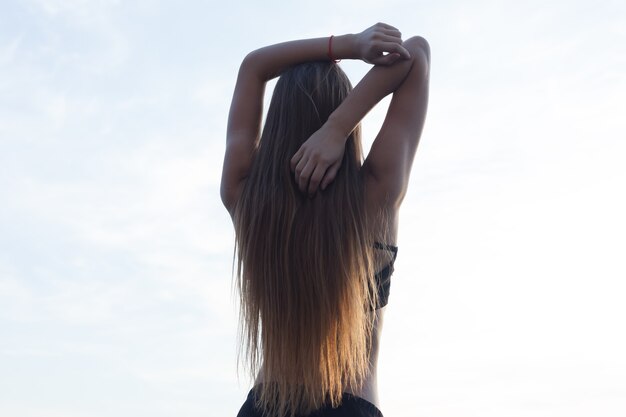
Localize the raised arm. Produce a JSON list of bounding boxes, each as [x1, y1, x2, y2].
[[291, 35, 430, 204], [220, 35, 357, 213], [221, 23, 411, 213], [332, 36, 430, 208]]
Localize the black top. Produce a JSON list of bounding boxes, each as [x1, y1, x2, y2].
[[372, 241, 398, 310]]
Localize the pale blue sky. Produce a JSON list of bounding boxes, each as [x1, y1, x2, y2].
[[1, 0, 625, 416]]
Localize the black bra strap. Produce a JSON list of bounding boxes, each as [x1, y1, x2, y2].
[[373, 241, 398, 260]]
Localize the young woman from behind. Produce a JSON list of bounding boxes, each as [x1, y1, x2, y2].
[[221, 22, 431, 417]]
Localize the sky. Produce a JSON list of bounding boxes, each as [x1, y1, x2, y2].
[[1, 0, 625, 416]]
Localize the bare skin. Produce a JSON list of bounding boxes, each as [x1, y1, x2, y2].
[[222, 22, 430, 411]]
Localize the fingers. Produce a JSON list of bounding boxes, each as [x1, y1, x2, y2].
[[378, 33, 403, 47], [299, 160, 340, 195], [320, 161, 340, 191], [380, 29, 402, 41], [369, 34, 410, 60], [290, 148, 303, 172], [292, 147, 314, 194], [373, 52, 400, 66], [293, 155, 334, 195], [296, 159, 325, 196], [297, 159, 314, 193], [382, 41, 411, 59], [307, 164, 326, 195], [376, 22, 399, 32], [292, 147, 316, 194], [291, 146, 340, 195], [375, 23, 405, 51]]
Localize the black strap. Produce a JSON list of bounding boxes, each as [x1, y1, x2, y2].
[[373, 241, 398, 275], [372, 242, 398, 310], [373, 241, 398, 261]]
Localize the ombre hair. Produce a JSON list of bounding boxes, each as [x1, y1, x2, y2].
[[233, 61, 383, 417]]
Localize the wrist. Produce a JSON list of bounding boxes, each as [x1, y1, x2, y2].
[[326, 111, 353, 140], [332, 34, 358, 60]]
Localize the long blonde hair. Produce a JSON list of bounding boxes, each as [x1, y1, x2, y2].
[[233, 61, 381, 417]]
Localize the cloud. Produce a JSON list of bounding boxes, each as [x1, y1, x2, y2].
[[1, 1, 625, 416]]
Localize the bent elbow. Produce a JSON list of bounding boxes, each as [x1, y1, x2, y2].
[[403, 36, 430, 81], [404, 36, 430, 68]]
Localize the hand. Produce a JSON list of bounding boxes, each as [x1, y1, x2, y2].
[[290, 122, 347, 196], [355, 22, 411, 66]]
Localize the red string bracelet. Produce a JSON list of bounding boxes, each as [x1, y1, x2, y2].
[[328, 35, 341, 63]]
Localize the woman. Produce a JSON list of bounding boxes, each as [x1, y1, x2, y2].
[[221, 22, 430, 417]]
